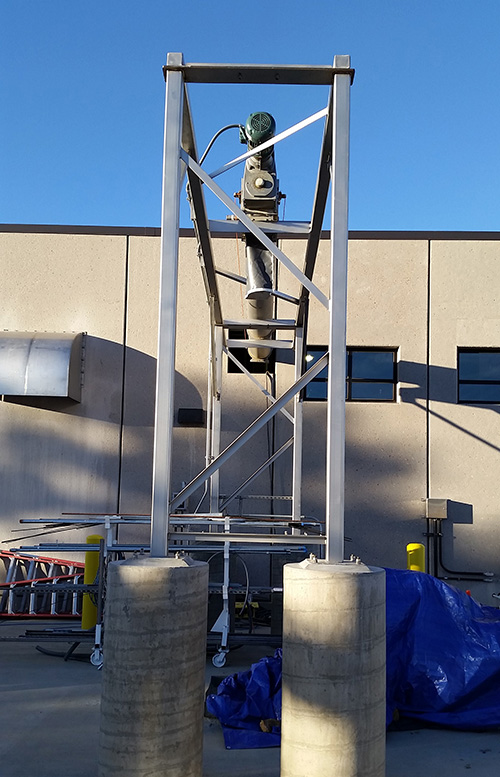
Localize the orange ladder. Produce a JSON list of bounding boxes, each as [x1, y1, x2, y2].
[[0, 550, 85, 617]]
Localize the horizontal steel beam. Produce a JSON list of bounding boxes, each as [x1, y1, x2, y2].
[[162, 532, 326, 544], [209, 219, 310, 235], [226, 338, 294, 350], [272, 289, 300, 305], [13, 543, 314, 553], [164, 62, 354, 85], [215, 267, 246, 284], [223, 319, 296, 329]]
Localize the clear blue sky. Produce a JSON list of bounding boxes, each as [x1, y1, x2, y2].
[[1, 0, 500, 230]]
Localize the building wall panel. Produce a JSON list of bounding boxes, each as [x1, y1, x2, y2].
[[429, 240, 500, 575], [0, 232, 126, 550]]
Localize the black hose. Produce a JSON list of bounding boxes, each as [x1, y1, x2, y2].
[[199, 124, 243, 165]]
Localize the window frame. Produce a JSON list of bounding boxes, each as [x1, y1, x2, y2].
[[457, 347, 500, 404], [304, 346, 398, 402]]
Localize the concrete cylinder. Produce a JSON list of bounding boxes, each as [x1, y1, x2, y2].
[[98, 556, 208, 777], [281, 558, 386, 777]]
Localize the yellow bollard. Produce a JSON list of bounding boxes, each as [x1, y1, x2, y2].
[[81, 534, 103, 630], [407, 543, 426, 573]]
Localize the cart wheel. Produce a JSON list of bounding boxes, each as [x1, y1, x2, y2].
[[90, 648, 103, 668], [212, 651, 227, 668]]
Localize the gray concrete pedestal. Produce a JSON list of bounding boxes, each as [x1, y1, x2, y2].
[[98, 556, 208, 777], [280, 558, 386, 777]]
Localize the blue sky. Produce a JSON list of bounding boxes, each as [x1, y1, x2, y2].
[[1, 0, 500, 230]]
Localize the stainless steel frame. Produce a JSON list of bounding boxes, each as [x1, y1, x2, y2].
[[150, 54, 353, 566], [327, 55, 351, 561], [150, 52, 184, 557]]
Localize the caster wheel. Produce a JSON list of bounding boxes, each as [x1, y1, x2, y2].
[[212, 652, 227, 668], [90, 649, 103, 668]]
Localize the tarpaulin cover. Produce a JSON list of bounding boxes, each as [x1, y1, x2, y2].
[[205, 569, 500, 748], [385, 568, 500, 729], [206, 649, 282, 749]]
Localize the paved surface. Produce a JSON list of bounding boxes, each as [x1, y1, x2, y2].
[[1, 620, 499, 777]]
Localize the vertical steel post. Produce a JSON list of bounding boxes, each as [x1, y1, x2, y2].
[[150, 53, 184, 557], [209, 327, 223, 513], [325, 55, 351, 563], [292, 327, 304, 526]]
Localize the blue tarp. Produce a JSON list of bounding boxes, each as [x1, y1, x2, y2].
[[206, 649, 282, 749], [385, 567, 500, 729], [205, 569, 500, 748]]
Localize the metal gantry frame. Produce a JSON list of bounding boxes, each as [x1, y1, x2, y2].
[[6, 56, 353, 667], [150, 53, 353, 566]]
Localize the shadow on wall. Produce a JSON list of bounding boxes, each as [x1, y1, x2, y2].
[[401, 360, 500, 454], [2, 336, 204, 427], [298, 405, 414, 570], [0, 424, 120, 544], [400, 359, 500, 573], [344, 359, 500, 570], [296, 358, 500, 570], [3, 344, 500, 572], [123, 340, 205, 428], [0, 336, 205, 549]]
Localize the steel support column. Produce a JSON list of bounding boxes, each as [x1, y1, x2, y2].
[[150, 53, 184, 557], [292, 327, 304, 525], [325, 56, 351, 563], [209, 327, 223, 513]]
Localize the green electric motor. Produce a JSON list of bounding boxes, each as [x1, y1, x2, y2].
[[240, 112, 276, 151]]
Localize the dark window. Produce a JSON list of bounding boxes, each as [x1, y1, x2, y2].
[[304, 347, 397, 402], [303, 347, 328, 398], [458, 349, 500, 403]]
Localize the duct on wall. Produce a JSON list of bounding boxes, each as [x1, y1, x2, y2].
[[0, 331, 84, 401]]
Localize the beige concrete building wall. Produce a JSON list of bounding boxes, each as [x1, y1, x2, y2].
[[272, 238, 429, 569], [118, 233, 283, 551], [2, 226, 500, 589], [346, 239, 428, 568], [0, 231, 127, 550], [429, 240, 500, 576], [115, 234, 158, 546], [119, 234, 212, 545]]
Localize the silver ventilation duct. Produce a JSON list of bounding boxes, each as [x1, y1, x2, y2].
[[239, 112, 282, 362], [0, 332, 84, 401]]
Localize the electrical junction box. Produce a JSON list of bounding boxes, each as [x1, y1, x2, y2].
[[423, 498, 448, 519]]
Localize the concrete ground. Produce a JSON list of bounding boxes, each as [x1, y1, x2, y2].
[[1, 620, 499, 777]]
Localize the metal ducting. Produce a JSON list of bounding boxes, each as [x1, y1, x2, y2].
[[240, 111, 280, 362], [245, 239, 275, 361], [0, 332, 84, 401]]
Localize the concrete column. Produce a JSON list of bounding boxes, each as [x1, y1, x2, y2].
[[98, 556, 208, 777], [281, 558, 385, 777]]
